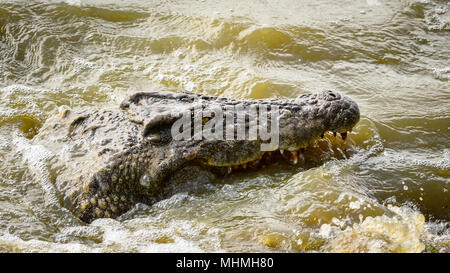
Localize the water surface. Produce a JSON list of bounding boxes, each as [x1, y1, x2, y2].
[[0, 0, 449, 252]]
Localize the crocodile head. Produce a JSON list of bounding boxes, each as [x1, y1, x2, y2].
[[33, 90, 359, 222]]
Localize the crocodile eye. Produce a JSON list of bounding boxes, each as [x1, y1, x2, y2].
[[146, 133, 161, 143]]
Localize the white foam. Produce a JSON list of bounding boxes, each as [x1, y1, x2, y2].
[[349, 200, 362, 210], [12, 134, 59, 207], [0, 84, 47, 95], [324, 205, 426, 252], [431, 67, 450, 80], [153, 192, 192, 210], [366, 0, 380, 6], [74, 57, 96, 69]]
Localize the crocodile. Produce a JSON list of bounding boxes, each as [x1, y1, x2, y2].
[[33, 90, 360, 223]]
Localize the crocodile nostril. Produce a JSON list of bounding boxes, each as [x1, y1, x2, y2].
[[323, 90, 340, 101]]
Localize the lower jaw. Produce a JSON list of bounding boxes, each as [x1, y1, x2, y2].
[[203, 130, 354, 176]]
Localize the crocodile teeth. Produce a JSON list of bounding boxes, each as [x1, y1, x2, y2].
[[280, 149, 284, 154], [291, 151, 298, 164], [340, 132, 347, 141]]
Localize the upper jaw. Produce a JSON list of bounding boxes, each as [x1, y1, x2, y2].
[[274, 90, 360, 151], [324, 91, 360, 134], [190, 90, 360, 167]]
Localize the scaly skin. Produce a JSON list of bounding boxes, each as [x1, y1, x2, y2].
[[33, 90, 360, 223]]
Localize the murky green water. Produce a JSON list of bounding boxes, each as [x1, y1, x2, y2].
[[0, 0, 448, 252]]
